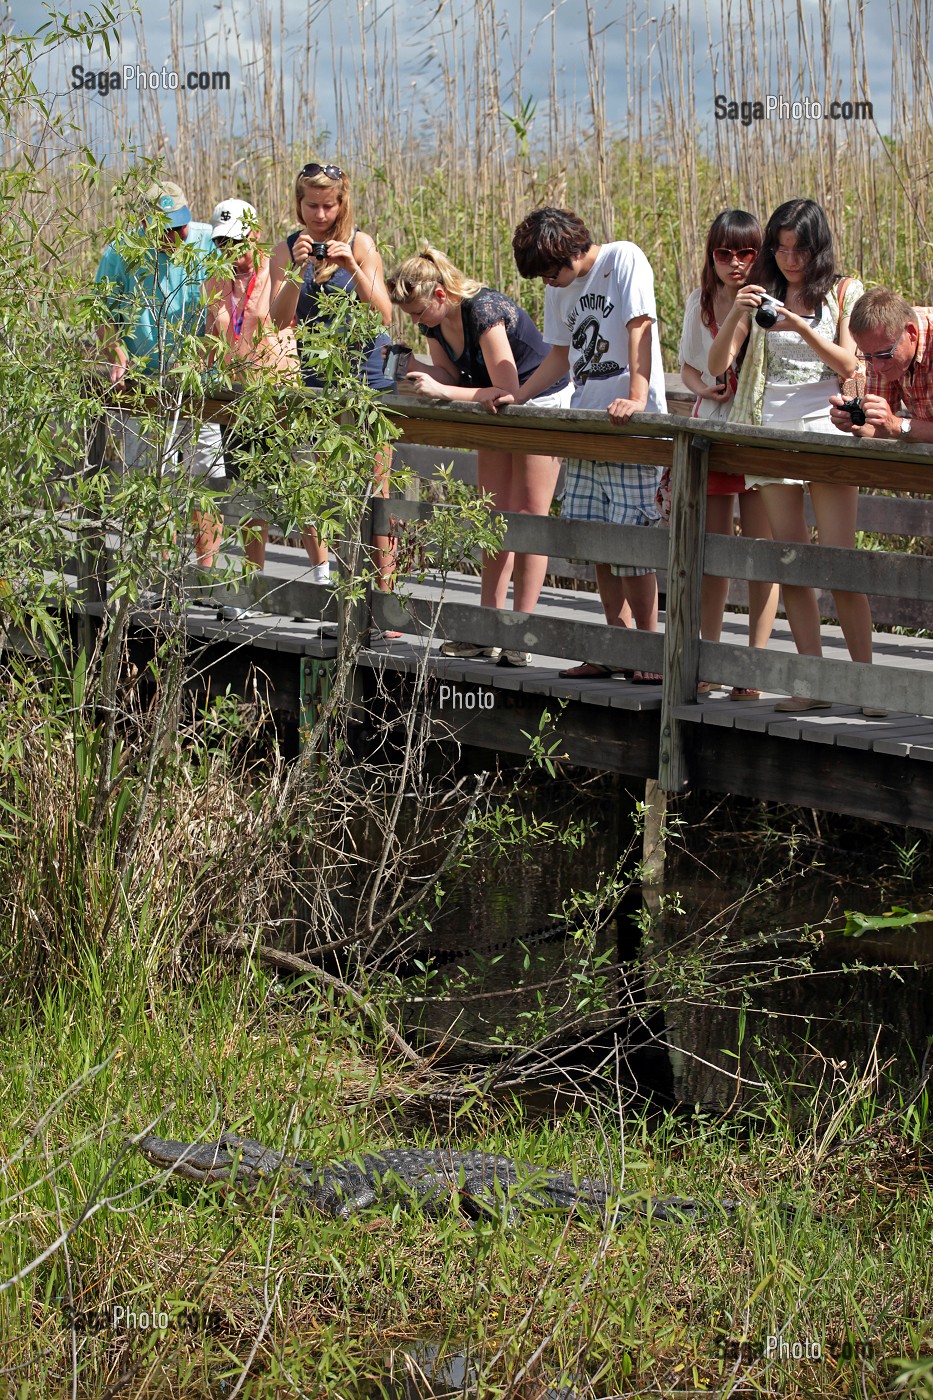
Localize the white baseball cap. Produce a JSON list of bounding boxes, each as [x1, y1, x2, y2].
[[210, 199, 258, 241]]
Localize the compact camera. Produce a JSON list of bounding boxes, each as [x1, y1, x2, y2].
[[309, 241, 329, 259], [840, 396, 866, 426], [383, 344, 413, 381], [755, 293, 784, 329]]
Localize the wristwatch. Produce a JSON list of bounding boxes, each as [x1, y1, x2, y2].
[[900, 417, 913, 437]]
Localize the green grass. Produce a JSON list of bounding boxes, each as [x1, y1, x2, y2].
[[2, 957, 931, 1398]]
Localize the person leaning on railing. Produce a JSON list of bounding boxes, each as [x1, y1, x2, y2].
[[507, 207, 667, 685], [829, 289, 933, 444], [386, 245, 573, 669]]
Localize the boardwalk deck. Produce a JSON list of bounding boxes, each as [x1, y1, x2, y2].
[[51, 390, 933, 831], [143, 538, 933, 830]]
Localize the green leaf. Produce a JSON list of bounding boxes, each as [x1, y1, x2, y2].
[[842, 907, 933, 937]]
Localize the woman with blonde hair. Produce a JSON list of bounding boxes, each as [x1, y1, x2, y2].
[[387, 246, 571, 666], [269, 162, 396, 630]]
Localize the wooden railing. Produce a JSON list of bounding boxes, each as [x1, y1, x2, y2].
[[85, 390, 933, 795], [375, 396, 933, 791]]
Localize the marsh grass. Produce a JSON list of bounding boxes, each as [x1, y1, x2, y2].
[[11, 0, 933, 361], [1, 955, 932, 1397]]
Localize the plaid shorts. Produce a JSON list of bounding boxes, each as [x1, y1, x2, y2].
[[562, 458, 661, 577]]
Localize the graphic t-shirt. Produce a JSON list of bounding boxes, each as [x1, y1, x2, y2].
[[543, 241, 667, 413], [94, 223, 214, 374]]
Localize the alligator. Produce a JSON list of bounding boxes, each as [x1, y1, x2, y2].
[[136, 1132, 730, 1225]]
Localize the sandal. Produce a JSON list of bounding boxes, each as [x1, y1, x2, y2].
[[696, 680, 727, 696], [558, 661, 629, 679], [729, 687, 761, 701], [632, 670, 663, 685], [367, 628, 402, 645]]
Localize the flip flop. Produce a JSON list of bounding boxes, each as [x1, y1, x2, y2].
[[558, 661, 629, 679]]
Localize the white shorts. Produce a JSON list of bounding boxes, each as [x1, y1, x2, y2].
[[745, 380, 841, 489]]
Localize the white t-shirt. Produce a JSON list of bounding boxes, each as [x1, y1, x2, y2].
[[543, 241, 667, 413], [679, 287, 732, 422]]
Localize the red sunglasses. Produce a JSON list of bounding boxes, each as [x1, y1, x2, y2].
[[712, 247, 757, 264]]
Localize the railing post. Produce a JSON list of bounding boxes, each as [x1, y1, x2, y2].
[[658, 428, 709, 792], [76, 414, 110, 659]]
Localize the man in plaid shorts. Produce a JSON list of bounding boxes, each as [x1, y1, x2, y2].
[[509, 207, 667, 680]]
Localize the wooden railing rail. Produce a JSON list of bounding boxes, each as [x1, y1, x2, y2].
[[83, 390, 933, 794]]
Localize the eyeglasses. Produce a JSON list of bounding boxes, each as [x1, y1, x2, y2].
[[540, 263, 568, 282], [712, 247, 757, 264], [773, 245, 811, 262], [860, 328, 906, 362], [300, 162, 344, 181]]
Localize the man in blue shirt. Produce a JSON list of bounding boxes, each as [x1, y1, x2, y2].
[[95, 179, 224, 565]]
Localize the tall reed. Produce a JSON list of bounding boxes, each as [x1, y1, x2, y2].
[[7, 0, 932, 357]]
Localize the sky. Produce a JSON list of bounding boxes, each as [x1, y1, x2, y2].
[[6, 0, 922, 157]]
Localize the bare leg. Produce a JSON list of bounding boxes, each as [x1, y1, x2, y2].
[[700, 494, 735, 643], [594, 563, 632, 627], [192, 510, 223, 570], [507, 451, 561, 613], [301, 527, 329, 569], [809, 481, 872, 663], [372, 445, 395, 593], [621, 572, 658, 632], [737, 490, 779, 649], [242, 519, 269, 571], [477, 448, 516, 609], [758, 483, 822, 656]]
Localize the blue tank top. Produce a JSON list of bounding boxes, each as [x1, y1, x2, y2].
[[287, 229, 392, 391]]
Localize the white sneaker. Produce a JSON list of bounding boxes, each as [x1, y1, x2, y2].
[[498, 649, 530, 667], [479, 646, 502, 661]]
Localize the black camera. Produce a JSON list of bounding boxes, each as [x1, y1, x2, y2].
[[840, 396, 866, 426], [755, 293, 783, 329], [309, 241, 328, 259], [383, 343, 413, 381]]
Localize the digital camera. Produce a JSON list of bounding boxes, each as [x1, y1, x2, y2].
[[755, 293, 783, 329], [383, 344, 413, 381], [840, 396, 866, 427], [309, 241, 328, 259]]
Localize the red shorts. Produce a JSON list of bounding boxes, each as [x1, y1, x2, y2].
[[707, 469, 747, 496]]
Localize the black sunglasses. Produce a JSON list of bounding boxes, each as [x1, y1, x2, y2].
[[300, 162, 344, 181]]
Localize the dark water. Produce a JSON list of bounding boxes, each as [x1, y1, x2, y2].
[[400, 777, 933, 1110]]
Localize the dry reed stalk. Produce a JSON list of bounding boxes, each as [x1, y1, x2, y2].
[[7, 0, 933, 352]]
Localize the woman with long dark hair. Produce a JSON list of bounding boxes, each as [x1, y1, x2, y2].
[[679, 209, 777, 699], [709, 198, 875, 713]]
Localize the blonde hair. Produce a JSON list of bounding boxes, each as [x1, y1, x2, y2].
[[387, 245, 484, 307], [849, 287, 915, 339], [294, 166, 354, 279]]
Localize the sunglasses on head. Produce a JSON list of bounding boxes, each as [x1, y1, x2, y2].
[[712, 247, 757, 264], [300, 162, 344, 181]]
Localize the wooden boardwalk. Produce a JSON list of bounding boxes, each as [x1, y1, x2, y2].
[[71, 390, 933, 831]]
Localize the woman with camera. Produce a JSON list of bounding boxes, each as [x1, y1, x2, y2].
[[708, 198, 875, 712], [679, 209, 778, 699], [269, 162, 396, 627], [386, 246, 571, 666]]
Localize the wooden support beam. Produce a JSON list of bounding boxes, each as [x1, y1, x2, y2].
[[658, 431, 708, 792]]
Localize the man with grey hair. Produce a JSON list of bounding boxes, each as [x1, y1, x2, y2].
[[829, 288, 933, 443]]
